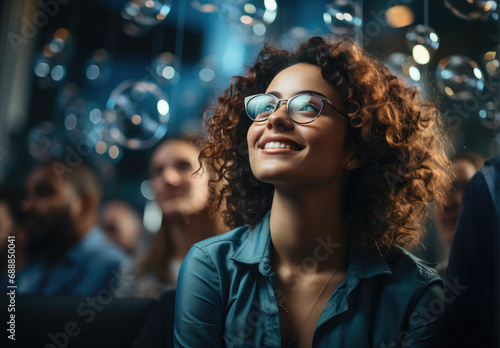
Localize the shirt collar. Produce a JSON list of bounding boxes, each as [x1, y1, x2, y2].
[[66, 226, 104, 264], [230, 210, 392, 279], [230, 211, 273, 276]]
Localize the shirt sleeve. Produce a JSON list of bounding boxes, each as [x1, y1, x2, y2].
[[403, 282, 445, 347], [174, 245, 225, 348]]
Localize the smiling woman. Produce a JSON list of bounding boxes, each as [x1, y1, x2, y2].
[[174, 37, 452, 348]]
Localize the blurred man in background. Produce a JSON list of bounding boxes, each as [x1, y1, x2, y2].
[[17, 161, 128, 295]]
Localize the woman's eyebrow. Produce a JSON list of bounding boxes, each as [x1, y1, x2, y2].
[[297, 90, 328, 98], [265, 90, 327, 98]]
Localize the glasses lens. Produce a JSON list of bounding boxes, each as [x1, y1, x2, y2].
[[288, 95, 323, 123], [246, 95, 277, 121]]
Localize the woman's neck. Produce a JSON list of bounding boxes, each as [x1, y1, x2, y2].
[[166, 209, 215, 259], [270, 184, 349, 273]]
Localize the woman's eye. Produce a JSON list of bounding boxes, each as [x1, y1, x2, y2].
[[297, 103, 319, 112], [258, 103, 274, 113]]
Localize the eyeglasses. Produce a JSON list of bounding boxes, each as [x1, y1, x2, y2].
[[244, 93, 348, 124]]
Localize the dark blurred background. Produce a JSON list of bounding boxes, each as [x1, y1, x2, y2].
[[0, 0, 499, 260]]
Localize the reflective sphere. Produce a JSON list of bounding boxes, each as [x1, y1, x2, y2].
[[435, 55, 485, 101], [443, 0, 497, 21], [220, 0, 277, 44], [323, 0, 362, 38], [122, 0, 172, 27], [478, 101, 500, 128], [191, 0, 222, 13], [483, 45, 500, 84], [105, 80, 170, 150], [406, 25, 440, 65], [84, 49, 112, 85], [27, 122, 65, 162], [384, 53, 423, 89], [150, 52, 180, 84], [280, 27, 312, 50]]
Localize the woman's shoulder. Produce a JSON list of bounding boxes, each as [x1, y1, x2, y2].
[[382, 247, 442, 287], [194, 225, 249, 249], [185, 225, 251, 266]]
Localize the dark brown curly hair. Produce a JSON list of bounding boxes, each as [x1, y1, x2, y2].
[[200, 36, 451, 254]]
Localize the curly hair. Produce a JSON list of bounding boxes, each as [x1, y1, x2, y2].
[[200, 36, 451, 254]]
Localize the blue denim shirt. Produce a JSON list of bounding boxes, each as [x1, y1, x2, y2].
[[174, 212, 444, 347], [17, 227, 128, 295]]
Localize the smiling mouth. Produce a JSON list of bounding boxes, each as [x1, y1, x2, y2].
[[261, 141, 303, 151]]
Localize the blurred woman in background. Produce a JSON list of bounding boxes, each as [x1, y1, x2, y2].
[[116, 135, 226, 298]]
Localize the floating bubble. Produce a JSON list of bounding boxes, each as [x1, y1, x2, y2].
[[105, 80, 170, 150], [122, 0, 172, 27], [280, 27, 311, 50], [193, 55, 219, 86], [323, 0, 362, 38], [435, 55, 485, 101], [384, 53, 423, 89], [27, 122, 65, 162], [33, 28, 73, 89], [478, 101, 500, 128], [406, 25, 439, 65], [443, 0, 497, 21], [84, 49, 112, 85], [150, 52, 180, 85], [220, 0, 277, 44], [191, 0, 222, 13], [141, 179, 156, 200], [483, 45, 500, 84]]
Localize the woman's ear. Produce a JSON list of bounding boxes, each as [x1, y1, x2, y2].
[[344, 145, 366, 170]]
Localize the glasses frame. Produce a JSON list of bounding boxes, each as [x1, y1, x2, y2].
[[244, 93, 348, 124]]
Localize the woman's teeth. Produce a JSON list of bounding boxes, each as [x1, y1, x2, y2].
[[264, 142, 297, 150]]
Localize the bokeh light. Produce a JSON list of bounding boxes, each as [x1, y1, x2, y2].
[[84, 49, 112, 85], [478, 101, 500, 128], [150, 52, 180, 85], [193, 55, 219, 86], [122, 0, 172, 27], [385, 5, 414, 28], [384, 53, 423, 89], [220, 0, 277, 44], [435, 55, 485, 101], [323, 0, 362, 38], [443, 0, 497, 21], [483, 45, 500, 84], [406, 25, 440, 65], [33, 28, 73, 89], [27, 122, 65, 162], [191, 0, 222, 13], [105, 80, 170, 150]]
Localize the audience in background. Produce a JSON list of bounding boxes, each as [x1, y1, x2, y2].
[[100, 200, 144, 256], [17, 161, 128, 295], [434, 152, 485, 276], [115, 136, 226, 299], [0, 189, 28, 277]]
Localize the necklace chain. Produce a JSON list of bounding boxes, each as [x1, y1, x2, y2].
[[272, 253, 337, 347]]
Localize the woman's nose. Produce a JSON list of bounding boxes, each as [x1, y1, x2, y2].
[[266, 103, 293, 131], [162, 168, 182, 186]]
